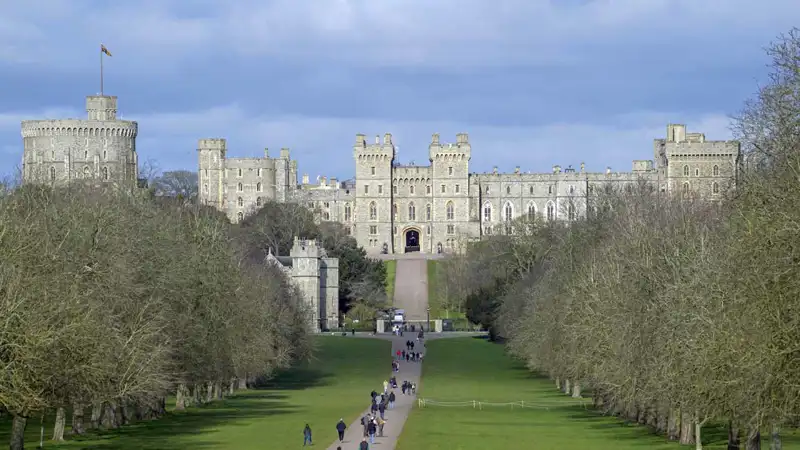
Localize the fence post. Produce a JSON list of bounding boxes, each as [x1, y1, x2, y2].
[[521, 400, 524, 408], [479, 402, 482, 410]]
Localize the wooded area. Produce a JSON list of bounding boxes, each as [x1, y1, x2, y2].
[[437, 29, 800, 450]]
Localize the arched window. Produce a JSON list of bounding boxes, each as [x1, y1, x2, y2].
[[408, 202, 416, 221], [101, 167, 109, 180], [506, 186, 511, 195], [683, 165, 690, 176], [527, 203, 536, 219], [83, 166, 90, 178], [392, 203, 397, 221], [345, 204, 352, 221], [256, 182, 262, 192], [503, 202, 513, 221], [84, 150, 88, 159], [410, 185, 415, 194], [256, 197, 263, 206], [237, 168, 242, 177], [49, 166, 56, 181], [695, 168, 700, 177], [483, 202, 492, 222], [237, 182, 243, 192], [548, 185, 553, 195], [203, 184, 208, 194], [713, 165, 719, 176], [712, 182, 719, 194], [568, 204, 575, 221], [237, 212, 244, 222], [529, 186, 533, 195], [369, 202, 378, 220], [682, 182, 690, 195], [546, 202, 555, 221], [569, 185, 575, 194], [237, 197, 244, 207], [257, 168, 262, 177], [426, 203, 432, 221], [446, 201, 454, 221], [102, 150, 106, 159]]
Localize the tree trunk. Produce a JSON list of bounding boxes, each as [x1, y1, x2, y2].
[[637, 404, 647, 424], [564, 379, 571, 395], [745, 429, 760, 450], [206, 382, 213, 403], [237, 377, 247, 390], [120, 400, 132, 425], [667, 408, 680, 440], [70, 403, 86, 436], [728, 421, 741, 450], [90, 402, 102, 429], [572, 383, 582, 398], [100, 401, 120, 429], [770, 424, 781, 450], [9, 413, 27, 450], [175, 383, 187, 410], [695, 420, 703, 450], [192, 384, 201, 405], [679, 411, 695, 445], [52, 407, 66, 441], [555, 377, 561, 390], [229, 379, 235, 395]]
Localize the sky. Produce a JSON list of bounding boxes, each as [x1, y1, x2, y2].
[[0, 1, 796, 181]]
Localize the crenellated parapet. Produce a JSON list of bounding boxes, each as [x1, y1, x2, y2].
[[21, 120, 138, 138]]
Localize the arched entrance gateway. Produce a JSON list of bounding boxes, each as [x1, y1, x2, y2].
[[404, 228, 421, 253]]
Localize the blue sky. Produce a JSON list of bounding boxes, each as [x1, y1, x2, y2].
[[0, 1, 796, 181]]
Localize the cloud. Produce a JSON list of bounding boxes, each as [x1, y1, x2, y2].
[[0, 103, 733, 179], [2, 0, 796, 72]]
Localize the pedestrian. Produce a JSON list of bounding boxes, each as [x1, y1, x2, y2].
[[377, 416, 386, 436], [412, 382, 417, 394], [371, 400, 378, 414], [362, 415, 369, 437], [396, 350, 401, 359], [303, 424, 312, 446], [378, 399, 386, 419], [388, 390, 396, 409], [405, 353, 409, 362], [383, 379, 389, 392], [360, 438, 369, 450], [336, 418, 346, 442], [401, 382, 407, 395], [367, 418, 377, 443]]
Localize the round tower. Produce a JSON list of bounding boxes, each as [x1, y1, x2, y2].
[[21, 95, 138, 185]]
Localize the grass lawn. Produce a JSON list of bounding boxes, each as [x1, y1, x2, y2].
[[397, 337, 800, 450], [385, 259, 397, 302], [0, 336, 390, 450], [426, 260, 467, 322]]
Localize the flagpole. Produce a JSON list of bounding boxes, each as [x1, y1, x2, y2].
[[100, 48, 104, 96]]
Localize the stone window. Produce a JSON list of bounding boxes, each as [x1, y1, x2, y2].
[[237, 182, 243, 192], [364, 184, 369, 194], [548, 185, 553, 195], [237, 197, 244, 207], [84, 150, 88, 159], [455, 184, 460, 193], [485, 185, 490, 194], [441, 184, 446, 193], [371, 166, 376, 176], [529, 186, 533, 195], [695, 168, 700, 177], [257, 182, 262, 192], [393, 227, 397, 235], [203, 184, 208, 194], [393, 204, 398, 221], [683, 165, 690, 177], [83, 166, 90, 178], [426, 226, 431, 235], [682, 182, 690, 196], [483, 202, 492, 222], [369, 225, 378, 235], [378, 184, 383, 194], [238, 168, 243, 177], [256, 197, 262, 206], [447, 224, 455, 235], [258, 168, 262, 177], [713, 182, 719, 194], [713, 165, 719, 176], [426, 204, 432, 221], [426, 185, 431, 194], [237, 212, 244, 222], [410, 185, 415, 194], [503, 202, 513, 221], [568, 204, 575, 221], [344, 204, 352, 221], [448, 167, 453, 175], [345, 227, 351, 235], [569, 185, 575, 194], [103, 150, 106, 160], [102, 167, 109, 180], [324, 202, 329, 208], [546, 202, 555, 221], [323, 211, 330, 220], [446, 202, 454, 221], [506, 186, 511, 195], [49, 166, 56, 181], [393, 185, 398, 194], [485, 226, 493, 235], [369, 202, 377, 220], [408, 202, 416, 221], [527, 203, 536, 220]]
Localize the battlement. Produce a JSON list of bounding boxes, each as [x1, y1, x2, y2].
[[86, 95, 117, 121], [21, 120, 138, 138], [198, 138, 227, 151]]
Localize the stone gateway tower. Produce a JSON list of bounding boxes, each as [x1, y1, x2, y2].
[[21, 95, 139, 185]]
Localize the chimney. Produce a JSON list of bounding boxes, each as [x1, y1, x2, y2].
[[330, 177, 338, 188], [302, 174, 309, 184]]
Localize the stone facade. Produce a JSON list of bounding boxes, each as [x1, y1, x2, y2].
[[21, 95, 139, 185], [266, 238, 339, 332], [198, 123, 741, 256]]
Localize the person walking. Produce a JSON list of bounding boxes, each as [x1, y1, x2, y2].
[[361, 415, 369, 437], [383, 379, 389, 392], [378, 399, 386, 419], [367, 417, 377, 444], [388, 390, 396, 409], [377, 416, 386, 437], [335, 418, 346, 442], [303, 424, 312, 446], [359, 438, 369, 450]]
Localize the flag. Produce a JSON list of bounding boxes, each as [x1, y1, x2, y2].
[[101, 44, 112, 57]]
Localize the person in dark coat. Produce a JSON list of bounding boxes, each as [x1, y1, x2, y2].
[[303, 424, 312, 446], [361, 415, 369, 437], [359, 438, 369, 450], [388, 390, 396, 409], [336, 418, 346, 442], [367, 418, 377, 443], [378, 399, 386, 419]]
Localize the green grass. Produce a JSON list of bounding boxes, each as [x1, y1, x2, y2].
[[0, 336, 390, 449], [397, 337, 800, 450], [426, 260, 467, 321], [385, 259, 397, 302]]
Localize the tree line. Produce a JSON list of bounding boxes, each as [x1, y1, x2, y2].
[[0, 184, 315, 450], [438, 29, 800, 450]]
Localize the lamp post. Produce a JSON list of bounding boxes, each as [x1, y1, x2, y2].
[[426, 307, 431, 333]]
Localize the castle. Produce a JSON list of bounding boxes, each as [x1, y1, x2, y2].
[[266, 238, 339, 332], [21, 95, 139, 185], [198, 125, 741, 255]]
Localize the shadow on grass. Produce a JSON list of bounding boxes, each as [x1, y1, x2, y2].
[[0, 366, 332, 450]]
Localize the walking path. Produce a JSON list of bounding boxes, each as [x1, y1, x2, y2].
[[324, 334, 425, 450]]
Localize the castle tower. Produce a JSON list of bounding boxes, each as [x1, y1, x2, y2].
[[429, 133, 471, 250], [290, 237, 322, 332], [353, 133, 395, 254], [21, 95, 138, 185], [197, 138, 227, 210]]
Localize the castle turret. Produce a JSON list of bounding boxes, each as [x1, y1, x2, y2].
[[290, 237, 322, 332], [197, 138, 227, 211]]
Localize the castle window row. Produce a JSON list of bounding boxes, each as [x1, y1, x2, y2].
[[48, 165, 110, 181], [235, 168, 264, 177], [235, 182, 263, 192], [682, 164, 720, 177]]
